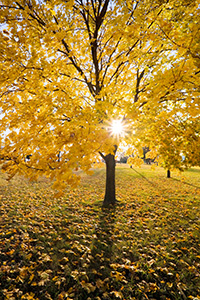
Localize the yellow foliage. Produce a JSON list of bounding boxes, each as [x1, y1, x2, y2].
[[0, 0, 199, 194], [127, 157, 143, 167]]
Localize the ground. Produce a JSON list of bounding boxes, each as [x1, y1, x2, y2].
[[0, 164, 200, 300]]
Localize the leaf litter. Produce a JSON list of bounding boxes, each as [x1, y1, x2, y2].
[[0, 165, 199, 299]]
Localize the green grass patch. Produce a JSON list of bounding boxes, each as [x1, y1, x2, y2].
[[0, 165, 199, 300]]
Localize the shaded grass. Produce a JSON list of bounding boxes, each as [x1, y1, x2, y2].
[[0, 165, 199, 300]]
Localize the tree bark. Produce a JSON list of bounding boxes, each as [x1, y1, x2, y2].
[[99, 145, 117, 207], [103, 153, 116, 206], [167, 169, 171, 178]]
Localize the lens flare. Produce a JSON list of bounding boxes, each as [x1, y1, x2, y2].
[[111, 120, 124, 136]]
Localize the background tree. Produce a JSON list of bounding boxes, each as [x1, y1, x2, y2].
[[0, 0, 199, 205], [126, 0, 200, 177], [138, 115, 200, 178]]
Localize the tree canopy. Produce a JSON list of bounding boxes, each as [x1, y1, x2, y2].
[[0, 0, 199, 200]]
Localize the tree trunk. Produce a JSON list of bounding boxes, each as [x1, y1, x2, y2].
[[103, 153, 116, 206], [167, 169, 171, 178]]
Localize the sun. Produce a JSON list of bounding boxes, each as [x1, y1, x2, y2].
[[111, 120, 123, 135], [109, 119, 126, 138]]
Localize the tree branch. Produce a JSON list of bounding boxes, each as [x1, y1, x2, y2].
[[99, 151, 105, 160], [134, 69, 145, 103], [57, 45, 95, 97]]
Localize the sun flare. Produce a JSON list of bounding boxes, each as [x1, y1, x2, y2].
[[110, 119, 125, 137]]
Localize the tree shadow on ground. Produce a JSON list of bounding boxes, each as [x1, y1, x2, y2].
[[171, 177, 200, 189], [86, 206, 116, 296]]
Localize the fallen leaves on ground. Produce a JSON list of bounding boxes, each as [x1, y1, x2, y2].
[[0, 165, 200, 299]]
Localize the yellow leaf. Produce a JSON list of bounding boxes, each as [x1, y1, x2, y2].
[[52, 276, 59, 281], [81, 281, 96, 293], [110, 291, 123, 299], [28, 273, 34, 284]]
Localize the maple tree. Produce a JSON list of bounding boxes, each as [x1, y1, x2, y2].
[[0, 0, 199, 205]]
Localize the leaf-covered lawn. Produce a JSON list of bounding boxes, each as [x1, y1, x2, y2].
[[0, 165, 200, 300]]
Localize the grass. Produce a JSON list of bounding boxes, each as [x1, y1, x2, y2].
[[0, 164, 200, 300]]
